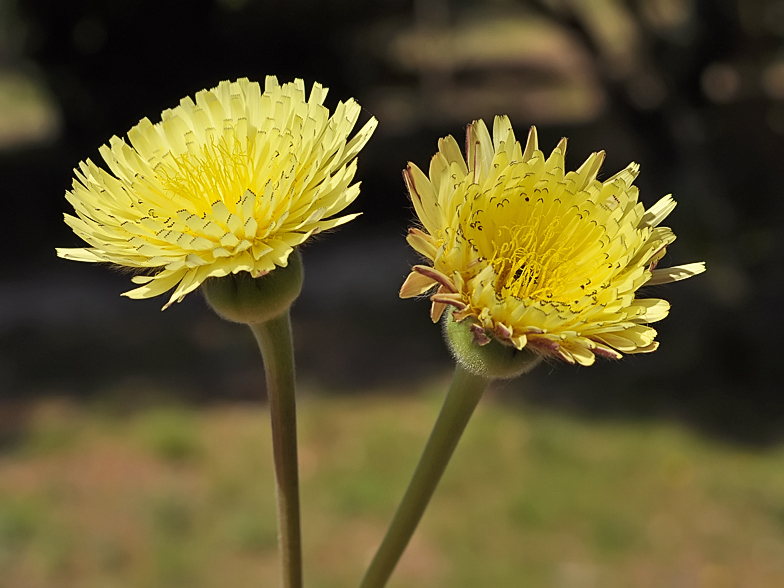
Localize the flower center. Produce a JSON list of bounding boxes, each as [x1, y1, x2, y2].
[[157, 135, 253, 212], [489, 214, 581, 303]]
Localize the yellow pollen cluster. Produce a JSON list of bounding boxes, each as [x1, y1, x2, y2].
[[158, 136, 254, 209], [400, 116, 705, 366], [490, 219, 581, 303]]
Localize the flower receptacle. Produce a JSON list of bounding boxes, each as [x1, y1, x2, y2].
[[444, 311, 542, 379], [203, 250, 304, 324]]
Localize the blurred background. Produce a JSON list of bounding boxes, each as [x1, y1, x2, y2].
[[2, 0, 784, 586]]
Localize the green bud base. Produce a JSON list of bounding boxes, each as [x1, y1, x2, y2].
[[202, 250, 304, 324], [444, 311, 542, 379]]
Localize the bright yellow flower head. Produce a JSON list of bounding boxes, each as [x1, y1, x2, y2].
[[57, 77, 377, 309], [400, 116, 705, 366]]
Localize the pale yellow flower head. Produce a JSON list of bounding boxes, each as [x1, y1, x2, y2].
[[58, 77, 377, 309], [400, 116, 705, 366]]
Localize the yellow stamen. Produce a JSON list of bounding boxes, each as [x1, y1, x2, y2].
[[158, 135, 254, 213]]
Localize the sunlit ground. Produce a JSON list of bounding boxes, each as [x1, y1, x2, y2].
[[2, 379, 784, 588]]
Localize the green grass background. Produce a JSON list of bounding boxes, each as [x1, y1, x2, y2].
[[2, 378, 784, 588]]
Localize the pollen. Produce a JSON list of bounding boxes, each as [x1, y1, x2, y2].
[[490, 217, 582, 303], [158, 136, 255, 213]]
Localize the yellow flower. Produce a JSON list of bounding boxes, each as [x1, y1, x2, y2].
[[57, 77, 377, 309], [400, 116, 705, 366]]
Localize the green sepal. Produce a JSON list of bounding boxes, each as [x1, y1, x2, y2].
[[202, 250, 304, 324], [443, 311, 542, 379]]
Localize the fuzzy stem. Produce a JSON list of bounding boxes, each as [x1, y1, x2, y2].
[[359, 365, 490, 588], [249, 310, 302, 588]]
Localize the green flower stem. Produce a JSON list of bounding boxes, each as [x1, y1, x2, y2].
[[359, 365, 490, 588], [249, 310, 302, 588]]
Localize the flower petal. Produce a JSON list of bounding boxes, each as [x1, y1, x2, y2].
[[640, 194, 677, 228], [646, 262, 706, 286], [404, 163, 440, 235], [399, 271, 438, 298]]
